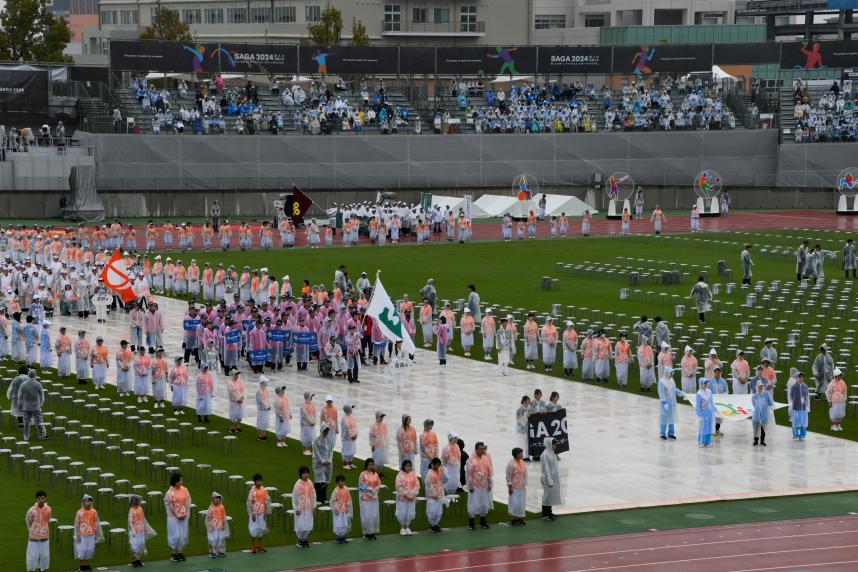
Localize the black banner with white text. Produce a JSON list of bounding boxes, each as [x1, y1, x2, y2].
[[0, 69, 49, 107], [528, 408, 570, 458], [107, 41, 858, 75]]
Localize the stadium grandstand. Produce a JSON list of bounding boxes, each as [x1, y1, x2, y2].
[[0, 11, 856, 206]]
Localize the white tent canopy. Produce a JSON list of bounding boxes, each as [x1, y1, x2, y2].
[[490, 75, 534, 84], [427, 195, 491, 218], [712, 66, 735, 81], [474, 193, 596, 217], [474, 194, 520, 217], [146, 72, 247, 81], [543, 193, 597, 217]]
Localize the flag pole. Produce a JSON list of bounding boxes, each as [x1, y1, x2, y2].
[[292, 181, 328, 213], [359, 270, 383, 329]]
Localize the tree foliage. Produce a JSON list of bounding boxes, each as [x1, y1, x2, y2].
[[0, 0, 72, 62], [350, 18, 370, 46], [140, 7, 192, 41], [307, 6, 343, 47]]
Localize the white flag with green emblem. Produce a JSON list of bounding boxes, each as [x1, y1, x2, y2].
[[367, 275, 416, 354]]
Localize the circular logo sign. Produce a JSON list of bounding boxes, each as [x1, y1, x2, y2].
[[694, 170, 722, 199], [836, 168, 858, 198], [512, 174, 539, 201], [606, 172, 635, 201]]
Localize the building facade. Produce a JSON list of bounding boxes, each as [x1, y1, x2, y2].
[[90, 0, 530, 51], [82, 0, 781, 63]]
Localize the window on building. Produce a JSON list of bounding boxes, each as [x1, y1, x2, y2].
[[100, 9, 117, 25], [249, 7, 271, 23], [305, 5, 320, 22], [120, 9, 137, 25], [584, 13, 606, 28], [384, 4, 401, 31], [227, 7, 247, 23], [273, 6, 296, 23], [459, 5, 477, 32], [694, 11, 726, 25], [534, 14, 566, 29], [413, 7, 426, 24], [149, 6, 182, 22], [615, 9, 642, 26], [735, 15, 762, 25], [182, 9, 202, 24], [434, 8, 449, 24], [204, 8, 223, 24], [654, 9, 684, 26]]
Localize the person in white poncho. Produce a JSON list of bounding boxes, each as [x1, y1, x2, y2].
[[506, 447, 528, 526], [73, 494, 103, 570], [540, 437, 564, 521], [247, 472, 271, 553], [127, 494, 156, 568]]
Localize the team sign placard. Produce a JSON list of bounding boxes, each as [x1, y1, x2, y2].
[[528, 408, 570, 458]]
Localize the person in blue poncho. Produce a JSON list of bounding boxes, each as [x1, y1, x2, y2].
[[695, 378, 716, 447], [658, 367, 685, 440]]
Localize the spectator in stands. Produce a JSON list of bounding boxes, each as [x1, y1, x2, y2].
[[794, 87, 857, 143], [214, 73, 224, 95], [245, 81, 258, 105], [112, 107, 122, 133], [178, 80, 188, 99]]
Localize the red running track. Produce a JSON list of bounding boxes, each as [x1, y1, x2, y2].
[[98, 210, 858, 252], [293, 516, 858, 572]]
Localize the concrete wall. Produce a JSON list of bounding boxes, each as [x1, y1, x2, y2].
[[4, 131, 849, 217], [83, 130, 783, 192], [0, 148, 95, 191]]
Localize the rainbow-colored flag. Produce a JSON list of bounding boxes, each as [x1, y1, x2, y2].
[[683, 393, 787, 422]]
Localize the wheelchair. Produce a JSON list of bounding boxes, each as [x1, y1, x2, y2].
[[317, 356, 333, 378]]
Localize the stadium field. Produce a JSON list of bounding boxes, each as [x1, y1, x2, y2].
[[161, 230, 858, 443], [2, 224, 856, 571]]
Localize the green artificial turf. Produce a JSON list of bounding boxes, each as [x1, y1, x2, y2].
[[2, 226, 857, 570], [158, 229, 858, 443], [0, 361, 509, 571]]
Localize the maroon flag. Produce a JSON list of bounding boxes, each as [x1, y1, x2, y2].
[[289, 185, 313, 226]]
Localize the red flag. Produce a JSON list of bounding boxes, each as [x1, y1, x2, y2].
[[100, 249, 137, 302], [290, 185, 313, 226]]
